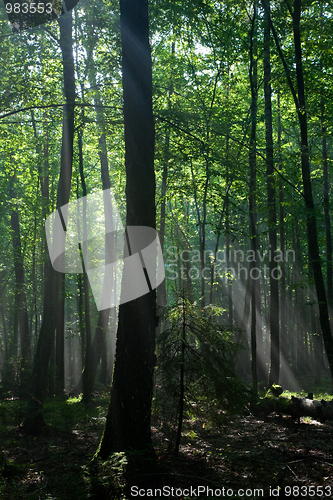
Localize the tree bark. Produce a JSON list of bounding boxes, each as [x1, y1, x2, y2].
[[174, 298, 186, 455], [23, 11, 75, 432], [77, 127, 93, 403], [265, 0, 333, 381], [11, 209, 30, 365], [291, 0, 333, 379], [98, 0, 156, 456], [157, 41, 174, 313], [263, 0, 279, 386], [322, 102, 332, 317], [70, 55, 113, 396], [277, 92, 288, 388], [226, 133, 233, 324], [249, 2, 258, 391]]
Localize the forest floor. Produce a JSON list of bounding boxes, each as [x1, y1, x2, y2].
[[0, 392, 333, 499]]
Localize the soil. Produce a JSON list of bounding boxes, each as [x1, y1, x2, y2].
[[1, 405, 333, 499]]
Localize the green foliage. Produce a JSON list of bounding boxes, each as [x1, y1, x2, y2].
[[155, 297, 249, 434], [0, 393, 109, 435], [84, 452, 127, 499], [266, 384, 283, 397]]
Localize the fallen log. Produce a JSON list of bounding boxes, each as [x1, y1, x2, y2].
[[253, 389, 333, 423]]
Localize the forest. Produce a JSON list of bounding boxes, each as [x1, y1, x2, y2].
[[1, 0, 333, 498]]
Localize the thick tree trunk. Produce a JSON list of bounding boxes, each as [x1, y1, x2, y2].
[[98, 0, 156, 456]]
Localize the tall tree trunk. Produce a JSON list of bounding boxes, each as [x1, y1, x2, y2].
[[292, 0, 333, 379], [157, 41, 174, 313], [54, 275, 65, 395], [98, 0, 156, 456], [249, 1, 258, 391], [31, 111, 50, 351], [266, 0, 333, 381], [1, 306, 8, 374], [77, 273, 85, 388], [226, 134, 233, 324], [319, 7, 332, 329], [277, 92, 288, 388], [70, 56, 113, 396], [88, 54, 111, 381], [11, 209, 30, 368], [233, 275, 251, 370], [23, 11, 75, 432], [157, 132, 168, 309], [174, 298, 186, 455], [263, 0, 279, 386], [322, 101, 332, 318], [77, 127, 93, 403]]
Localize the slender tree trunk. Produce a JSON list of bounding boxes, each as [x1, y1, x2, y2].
[[266, 0, 333, 381], [263, 0, 279, 386], [322, 102, 332, 316], [23, 11, 75, 432], [70, 57, 113, 396], [31, 209, 38, 347], [249, 2, 258, 391], [157, 41, 174, 313], [157, 127, 169, 298], [226, 136, 233, 324], [277, 92, 288, 387], [157, 135, 168, 309], [319, 8, 332, 329], [292, 0, 333, 379], [98, 0, 156, 456], [313, 322, 323, 385], [77, 273, 85, 392], [11, 209, 30, 366], [233, 275, 251, 370], [76, 128, 93, 403], [55, 276, 65, 395], [99, 341, 108, 384], [31, 111, 50, 351], [1, 306, 8, 371], [174, 298, 186, 455], [85, 56, 111, 385]]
